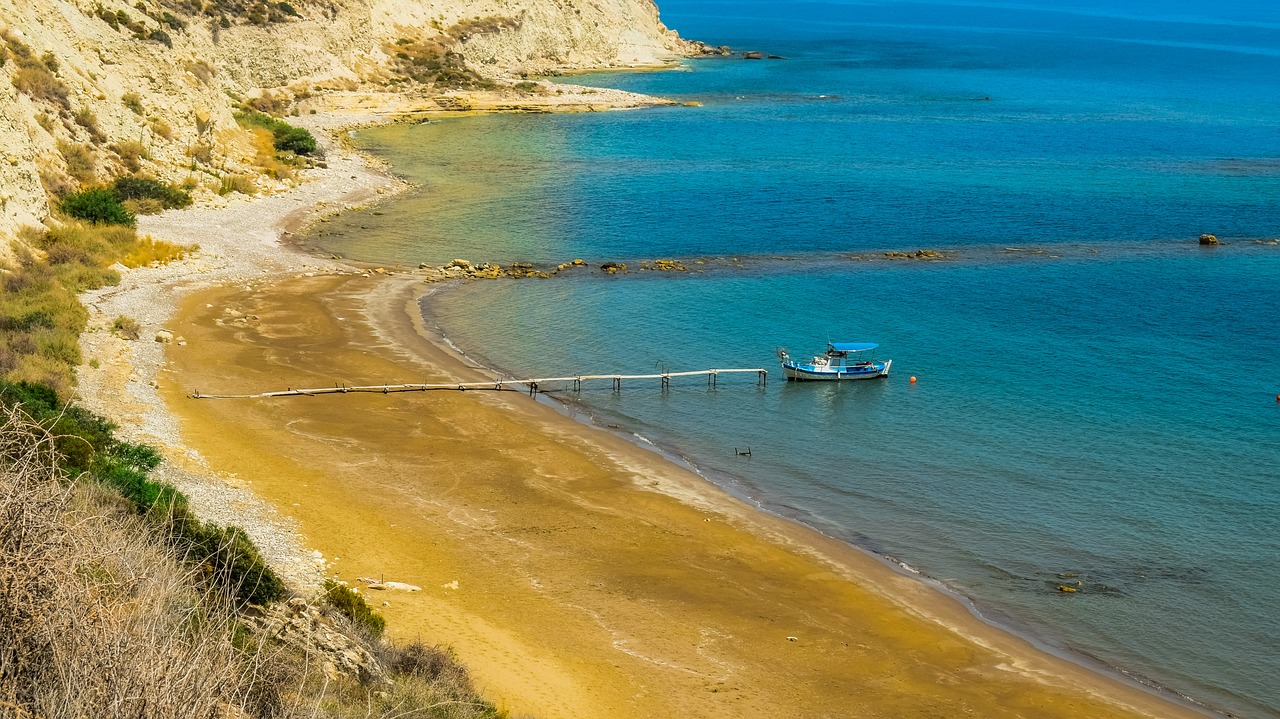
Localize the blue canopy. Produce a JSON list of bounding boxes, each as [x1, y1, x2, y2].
[[829, 342, 878, 352]]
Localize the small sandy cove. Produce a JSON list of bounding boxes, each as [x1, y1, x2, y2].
[[76, 104, 1212, 719]]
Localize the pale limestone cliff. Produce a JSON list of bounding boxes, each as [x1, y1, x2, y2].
[[0, 0, 698, 250]]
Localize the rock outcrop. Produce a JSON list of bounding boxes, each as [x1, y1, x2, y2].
[[244, 597, 385, 682], [884, 249, 949, 260]]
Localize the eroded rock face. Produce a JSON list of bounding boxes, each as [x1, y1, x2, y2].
[[1199, 234, 1219, 245], [244, 598, 386, 682]]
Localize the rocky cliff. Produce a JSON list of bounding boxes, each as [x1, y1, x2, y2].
[[0, 0, 699, 249]]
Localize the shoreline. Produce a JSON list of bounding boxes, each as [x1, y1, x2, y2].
[[74, 105, 1221, 718], [410, 277, 1220, 717], [157, 271, 1217, 719]]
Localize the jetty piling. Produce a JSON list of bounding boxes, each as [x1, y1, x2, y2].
[[190, 368, 769, 400]]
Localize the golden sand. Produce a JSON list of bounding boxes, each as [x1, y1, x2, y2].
[[160, 273, 1207, 719]]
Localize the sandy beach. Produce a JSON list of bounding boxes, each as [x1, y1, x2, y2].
[[74, 111, 1217, 719]]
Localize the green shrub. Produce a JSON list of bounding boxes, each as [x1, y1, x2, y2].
[[0, 381, 116, 475], [62, 188, 136, 227], [148, 29, 173, 48], [160, 11, 186, 30], [177, 520, 286, 607], [323, 579, 386, 637], [274, 126, 316, 155], [95, 5, 121, 29], [234, 110, 317, 156], [113, 176, 192, 209], [0, 382, 286, 607]]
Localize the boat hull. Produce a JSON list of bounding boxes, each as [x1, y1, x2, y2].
[[782, 359, 891, 381]]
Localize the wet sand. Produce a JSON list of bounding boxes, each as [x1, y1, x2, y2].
[[159, 272, 1210, 719]]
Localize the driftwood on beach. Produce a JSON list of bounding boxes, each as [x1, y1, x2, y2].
[[190, 368, 770, 400]]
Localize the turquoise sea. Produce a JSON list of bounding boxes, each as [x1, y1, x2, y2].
[[310, 2, 1280, 715]]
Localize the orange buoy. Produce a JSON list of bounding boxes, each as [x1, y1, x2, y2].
[[910, 376, 917, 383]]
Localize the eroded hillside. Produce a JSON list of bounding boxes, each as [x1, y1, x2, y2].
[[0, 0, 701, 248]]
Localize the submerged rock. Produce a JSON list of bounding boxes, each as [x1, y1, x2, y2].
[[884, 249, 948, 260], [645, 259, 687, 271]]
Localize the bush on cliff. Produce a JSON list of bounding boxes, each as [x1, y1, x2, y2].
[[234, 110, 317, 156], [0, 381, 285, 607], [61, 188, 136, 227], [112, 176, 193, 210], [323, 579, 386, 638]]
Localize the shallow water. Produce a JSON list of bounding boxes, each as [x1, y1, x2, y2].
[[310, 2, 1280, 715]]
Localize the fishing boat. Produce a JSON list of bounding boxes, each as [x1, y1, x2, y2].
[[777, 342, 891, 381]]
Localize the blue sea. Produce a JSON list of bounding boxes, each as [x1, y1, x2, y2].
[[310, 2, 1280, 715]]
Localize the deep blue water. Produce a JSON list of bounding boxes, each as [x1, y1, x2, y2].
[[311, 2, 1280, 715]]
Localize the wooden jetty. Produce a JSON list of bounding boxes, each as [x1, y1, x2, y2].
[[190, 368, 768, 400]]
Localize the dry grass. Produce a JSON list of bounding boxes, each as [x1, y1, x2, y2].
[[111, 315, 142, 340], [74, 108, 106, 144], [0, 404, 519, 718], [56, 141, 96, 185], [120, 236, 196, 268], [185, 58, 216, 85], [219, 173, 258, 196], [122, 92, 145, 115], [236, 124, 300, 180], [4, 31, 71, 109], [111, 140, 150, 172], [386, 32, 497, 90], [0, 224, 137, 396], [0, 406, 279, 718], [150, 118, 175, 141]]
